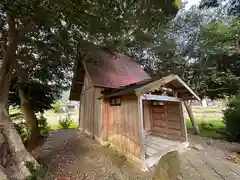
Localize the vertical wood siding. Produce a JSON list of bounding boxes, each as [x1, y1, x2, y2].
[[144, 101, 186, 141], [79, 75, 102, 138], [143, 100, 152, 132], [101, 95, 141, 158]]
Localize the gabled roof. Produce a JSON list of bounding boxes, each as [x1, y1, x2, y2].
[[102, 74, 201, 101], [69, 49, 151, 101], [84, 51, 150, 88]]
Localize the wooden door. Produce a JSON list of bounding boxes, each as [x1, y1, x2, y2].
[[151, 103, 167, 133], [151, 101, 185, 141]]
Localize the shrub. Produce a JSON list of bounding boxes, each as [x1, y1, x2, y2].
[[11, 113, 50, 142], [223, 95, 240, 142], [14, 121, 28, 142], [58, 114, 73, 129], [38, 114, 50, 137], [26, 161, 43, 180], [11, 113, 28, 141]]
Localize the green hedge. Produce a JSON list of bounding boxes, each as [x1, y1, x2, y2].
[[223, 95, 240, 142]]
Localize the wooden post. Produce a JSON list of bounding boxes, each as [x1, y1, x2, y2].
[[78, 93, 82, 129], [164, 102, 168, 132], [92, 88, 96, 138], [83, 89, 86, 131], [138, 96, 145, 160], [184, 101, 200, 134], [180, 101, 188, 142]]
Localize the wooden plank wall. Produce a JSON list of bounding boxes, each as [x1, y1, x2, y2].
[[150, 102, 186, 141], [151, 104, 166, 132], [79, 74, 102, 138], [143, 100, 152, 132], [166, 102, 184, 139], [101, 95, 141, 158]]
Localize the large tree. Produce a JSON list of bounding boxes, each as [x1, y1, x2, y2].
[[0, 1, 180, 179], [199, 0, 240, 17], [138, 4, 240, 133], [8, 25, 73, 148]]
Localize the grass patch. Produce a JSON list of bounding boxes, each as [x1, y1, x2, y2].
[[50, 121, 78, 130], [192, 107, 222, 113], [186, 118, 225, 139]]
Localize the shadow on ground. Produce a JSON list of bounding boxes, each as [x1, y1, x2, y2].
[[32, 129, 240, 180], [34, 129, 152, 180]]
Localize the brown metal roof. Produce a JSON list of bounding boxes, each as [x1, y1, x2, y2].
[[69, 59, 85, 101], [69, 49, 151, 101], [85, 51, 150, 88]]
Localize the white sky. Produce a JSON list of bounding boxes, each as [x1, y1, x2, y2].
[[185, 0, 201, 9]]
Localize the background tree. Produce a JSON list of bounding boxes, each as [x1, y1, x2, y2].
[[137, 3, 240, 133], [9, 81, 63, 147], [8, 25, 74, 148], [199, 0, 240, 17], [0, 1, 180, 179]]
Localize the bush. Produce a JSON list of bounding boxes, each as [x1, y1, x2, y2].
[[26, 161, 43, 180], [58, 114, 73, 129], [11, 113, 28, 142], [223, 95, 240, 142], [14, 121, 28, 142], [38, 114, 50, 137], [11, 113, 50, 142]]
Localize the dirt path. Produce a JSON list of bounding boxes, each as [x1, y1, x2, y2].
[[34, 129, 240, 180], [35, 129, 152, 180]]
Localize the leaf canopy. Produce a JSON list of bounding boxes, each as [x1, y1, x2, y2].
[[0, 0, 181, 110]]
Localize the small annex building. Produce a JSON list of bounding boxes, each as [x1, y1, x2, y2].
[[70, 49, 200, 168]]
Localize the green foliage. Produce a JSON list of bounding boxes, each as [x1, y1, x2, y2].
[[14, 120, 28, 142], [1, 0, 180, 118], [58, 114, 73, 129], [10, 113, 28, 141], [198, 120, 223, 131], [50, 121, 78, 130], [186, 118, 225, 139], [199, 0, 220, 9], [199, 0, 240, 17], [51, 101, 62, 113], [11, 113, 50, 142], [38, 114, 50, 137], [26, 161, 43, 180], [141, 4, 240, 100], [223, 95, 240, 142], [194, 19, 240, 99], [9, 82, 63, 114]]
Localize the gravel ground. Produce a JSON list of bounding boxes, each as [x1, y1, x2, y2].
[[35, 129, 152, 180], [33, 129, 240, 179]]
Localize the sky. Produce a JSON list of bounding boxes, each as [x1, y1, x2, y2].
[[185, 0, 201, 9]]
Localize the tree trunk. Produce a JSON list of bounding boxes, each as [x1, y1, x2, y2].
[[0, 13, 38, 179], [0, 104, 39, 179], [183, 101, 200, 134], [19, 88, 41, 148], [0, 164, 8, 180]]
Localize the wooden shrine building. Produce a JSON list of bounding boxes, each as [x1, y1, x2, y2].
[[70, 49, 200, 168]]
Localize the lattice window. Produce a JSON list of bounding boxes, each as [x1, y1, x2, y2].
[[110, 97, 121, 106], [152, 100, 163, 106]]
